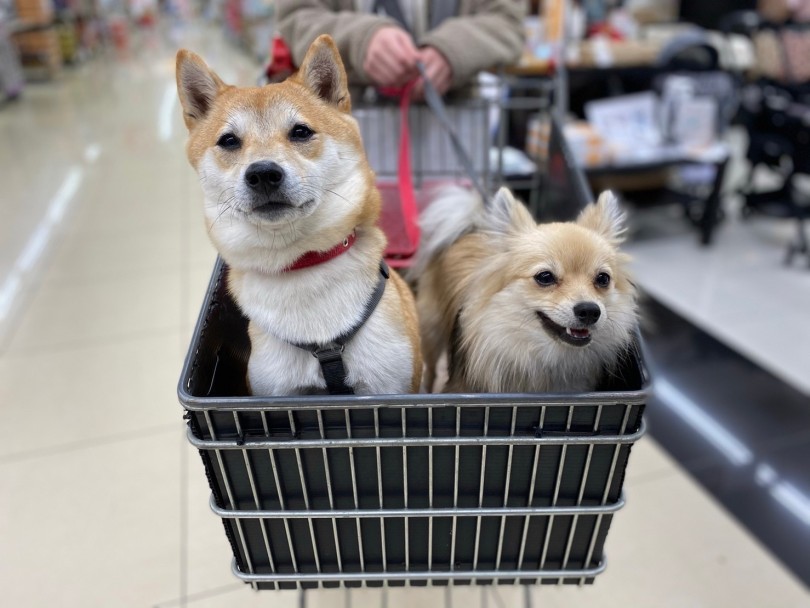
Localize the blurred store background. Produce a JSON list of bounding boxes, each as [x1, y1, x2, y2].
[[0, 0, 809, 606]]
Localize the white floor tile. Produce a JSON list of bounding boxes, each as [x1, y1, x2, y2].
[[40, 226, 187, 286], [0, 331, 185, 459], [166, 585, 299, 607], [3, 271, 184, 355], [0, 430, 183, 608], [623, 435, 677, 484]]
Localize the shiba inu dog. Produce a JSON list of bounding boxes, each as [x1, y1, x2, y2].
[[176, 35, 421, 395], [413, 187, 637, 394]]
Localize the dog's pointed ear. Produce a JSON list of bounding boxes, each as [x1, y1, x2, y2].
[[577, 190, 626, 244], [176, 50, 228, 130], [485, 187, 535, 234], [296, 35, 351, 112]]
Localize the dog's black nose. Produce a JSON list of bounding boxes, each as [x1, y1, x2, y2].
[[573, 302, 601, 326], [245, 161, 285, 191]]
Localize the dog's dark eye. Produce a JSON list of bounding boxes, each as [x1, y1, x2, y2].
[[216, 133, 241, 150], [595, 272, 611, 288], [534, 271, 557, 286], [289, 123, 315, 141]]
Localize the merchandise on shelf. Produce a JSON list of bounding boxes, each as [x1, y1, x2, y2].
[[12, 25, 61, 73], [14, 0, 54, 23]]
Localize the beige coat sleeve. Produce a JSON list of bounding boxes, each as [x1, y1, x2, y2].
[[420, 0, 526, 88], [276, 0, 399, 85]]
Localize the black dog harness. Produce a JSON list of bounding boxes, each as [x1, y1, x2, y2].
[[288, 261, 390, 395]]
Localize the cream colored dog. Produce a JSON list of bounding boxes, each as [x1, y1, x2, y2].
[[177, 35, 421, 395], [413, 187, 637, 394]]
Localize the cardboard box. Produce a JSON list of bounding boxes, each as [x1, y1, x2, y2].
[[527, 117, 612, 167]]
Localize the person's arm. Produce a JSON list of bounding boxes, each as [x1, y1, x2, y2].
[[419, 0, 526, 89], [276, 0, 400, 85]]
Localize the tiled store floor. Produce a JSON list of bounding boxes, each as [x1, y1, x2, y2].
[[0, 20, 807, 608]]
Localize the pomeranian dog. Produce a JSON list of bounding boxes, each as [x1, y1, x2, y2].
[[176, 35, 421, 395], [413, 186, 637, 394]]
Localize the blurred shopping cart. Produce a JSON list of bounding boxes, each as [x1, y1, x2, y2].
[[353, 71, 555, 266]]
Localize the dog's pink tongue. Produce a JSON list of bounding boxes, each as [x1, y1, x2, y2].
[[568, 328, 590, 338]]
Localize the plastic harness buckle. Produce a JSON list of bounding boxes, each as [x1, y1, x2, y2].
[[312, 343, 345, 362], [312, 343, 353, 395]]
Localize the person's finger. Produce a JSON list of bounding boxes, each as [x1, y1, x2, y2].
[[367, 58, 399, 87], [376, 41, 414, 74], [386, 60, 418, 86], [388, 44, 419, 78], [372, 53, 409, 85], [364, 27, 417, 86], [390, 29, 419, 59]]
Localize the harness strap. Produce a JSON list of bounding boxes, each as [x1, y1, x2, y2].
[[290, 261, 390, 394]]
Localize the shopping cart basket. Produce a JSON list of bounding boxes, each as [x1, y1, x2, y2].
[[178, 109, 649, 591]]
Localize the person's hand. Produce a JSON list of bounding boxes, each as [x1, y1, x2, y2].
[[411, 46, 453, 100], [363, 26, 420, 88]]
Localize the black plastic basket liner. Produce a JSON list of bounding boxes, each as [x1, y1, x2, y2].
[[179, 261, 649, 591]]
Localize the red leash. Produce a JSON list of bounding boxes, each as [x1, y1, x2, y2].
[[395, 81, 421, 257]]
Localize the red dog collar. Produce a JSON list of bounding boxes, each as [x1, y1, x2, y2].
[[283, 231, 357, 272]]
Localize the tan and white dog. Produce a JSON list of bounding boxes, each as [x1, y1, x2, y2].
[[176, 35, 421, 395], [413, 186, 637, 394]]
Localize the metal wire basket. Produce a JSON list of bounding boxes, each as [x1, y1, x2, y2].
[[179, 263, 648, 591]]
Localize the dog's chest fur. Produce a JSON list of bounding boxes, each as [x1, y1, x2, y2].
[[231, 253, 414, 395]]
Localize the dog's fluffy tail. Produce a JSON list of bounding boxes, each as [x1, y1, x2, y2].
[[409, 185, 484, 280]]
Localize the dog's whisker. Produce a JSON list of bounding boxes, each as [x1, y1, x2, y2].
[[208, 196, 237, 234], [215, 187, 236, 207]]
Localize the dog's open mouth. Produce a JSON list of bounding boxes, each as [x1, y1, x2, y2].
[[536, 311, 592, 347]]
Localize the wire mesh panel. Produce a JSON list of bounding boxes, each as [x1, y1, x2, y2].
[[353, 99, 492, 185], [179, 261, 649, 591], [351, 76, 554, 195]]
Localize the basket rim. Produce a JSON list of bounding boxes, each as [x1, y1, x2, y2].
[[228, 558, 608, 583], [207, 493, 628, 520], [178, 384, 651, 412], [185, 419, 647, 449]]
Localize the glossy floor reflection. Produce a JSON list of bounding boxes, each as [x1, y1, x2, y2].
[[643, 297, 810, 586], [0, 17, 807, 608]]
